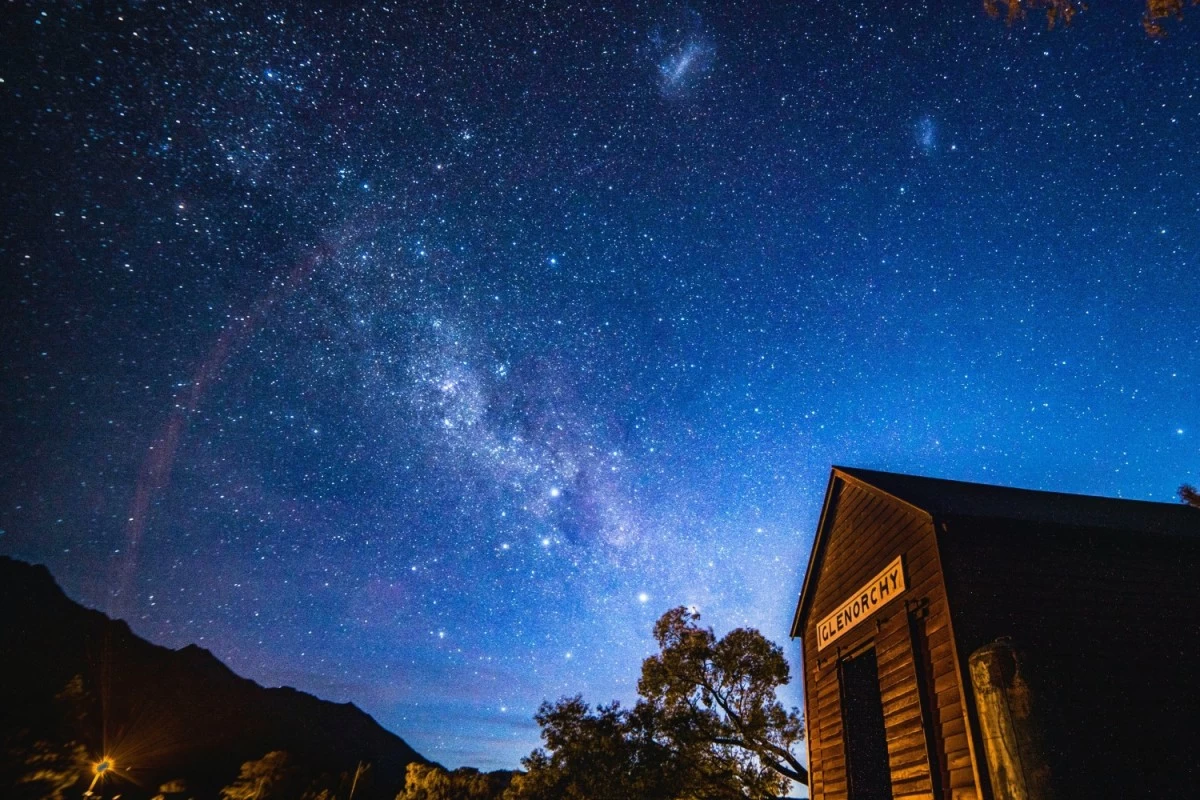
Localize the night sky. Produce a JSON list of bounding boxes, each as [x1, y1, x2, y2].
[[3, 0, 1199, 774]]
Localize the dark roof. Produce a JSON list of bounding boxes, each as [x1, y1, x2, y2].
[[792, 467, 1200, 638], [835, 465, 1200, 537]]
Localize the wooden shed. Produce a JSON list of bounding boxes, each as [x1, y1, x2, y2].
[[790, 466, 1200, 800]]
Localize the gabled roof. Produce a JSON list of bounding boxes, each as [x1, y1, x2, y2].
[[791, 466, 1199, 638], [834, 466, 1199, 536]]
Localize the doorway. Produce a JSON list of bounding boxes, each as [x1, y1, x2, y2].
[[841, 647, 893, 800]]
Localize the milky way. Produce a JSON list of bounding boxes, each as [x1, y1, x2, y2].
[[3, 1, 1199, 773]]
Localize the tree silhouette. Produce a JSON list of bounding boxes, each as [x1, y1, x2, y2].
[[150, 778, 190, 800], [399, 762, 516, 800], [504, 697, 684, 800], [221, 751, 304, 800], [4, 675, 95, 800], [509, 607, 806, 799], [11, 739, 88, 800], [398, 763, 452, 800], [639, 607, 807, 794], [1181, 483, 1200, 508]]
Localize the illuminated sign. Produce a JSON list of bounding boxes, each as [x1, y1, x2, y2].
[[816, 555, 905, 651]]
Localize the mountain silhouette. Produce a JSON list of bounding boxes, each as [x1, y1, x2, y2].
[[0, 556, 427, 798]]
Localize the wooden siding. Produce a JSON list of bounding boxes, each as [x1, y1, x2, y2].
[[800, 476, 978, 800], [938, 518, 1200, 799]]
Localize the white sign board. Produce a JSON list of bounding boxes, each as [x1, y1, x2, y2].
[[816, 555, 905, 651]]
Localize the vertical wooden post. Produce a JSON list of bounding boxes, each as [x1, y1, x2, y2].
[[968, 639, 1054, 800], [906, 598, 945, 800]]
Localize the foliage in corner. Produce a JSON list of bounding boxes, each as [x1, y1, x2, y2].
[[1181, 483, 1200, 508], [983, 0, 1198, 36], [983, 0, 1086, 30]]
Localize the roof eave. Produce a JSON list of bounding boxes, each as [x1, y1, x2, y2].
[[790, 468, 840, 638], [791, 466, 935, 639]]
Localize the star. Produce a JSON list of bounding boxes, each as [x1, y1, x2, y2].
[[3, 0, 1196, 776]]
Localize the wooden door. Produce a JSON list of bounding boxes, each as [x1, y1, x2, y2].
[[841, 647, 894, 800]]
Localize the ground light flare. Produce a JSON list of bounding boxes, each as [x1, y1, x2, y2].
[[83, 755, 115, 796]]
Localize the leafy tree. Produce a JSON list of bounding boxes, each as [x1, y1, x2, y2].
[[509, 607, 806, 800], [12, 739, 88, 800], [504, 697, 682, 800], [446, 767, 514, 800], [221, 751, 304, 800], [4, 676, 95, 800], [399, 762, 516, 800], [221, 753, 358, 800], [639, 607, 807, 795], [150, 779, 189, 800], [295, 764, 367, 800], [398, 763, 452, 800]]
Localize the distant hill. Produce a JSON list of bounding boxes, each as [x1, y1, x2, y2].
[[0, 556, 428, 799]]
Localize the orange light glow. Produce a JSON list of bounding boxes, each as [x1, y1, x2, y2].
[[85, 756, 116, 796]]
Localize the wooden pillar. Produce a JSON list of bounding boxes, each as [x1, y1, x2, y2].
[[967, 639, 1054, 800]]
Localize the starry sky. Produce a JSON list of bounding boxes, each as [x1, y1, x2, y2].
[[2, 0, 1199, 775]]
